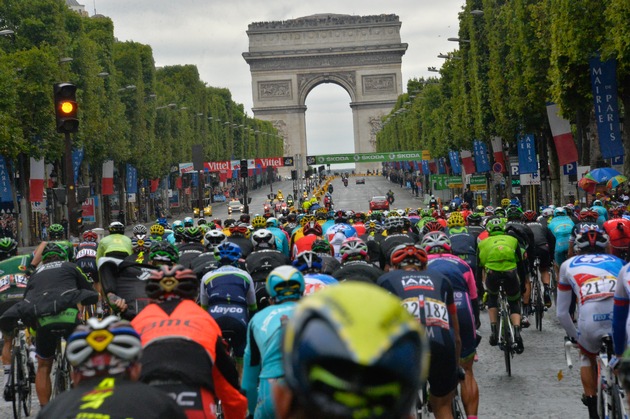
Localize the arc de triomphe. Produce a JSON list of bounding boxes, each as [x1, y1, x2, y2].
[[243, 14, 407, 173]]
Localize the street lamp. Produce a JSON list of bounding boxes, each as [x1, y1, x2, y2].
[[470, 9, 484, 16], [0, 29, 14, 37], [428, 66, 439, 72], [59, 57, 73, 64], [448, 37, 470, 43]]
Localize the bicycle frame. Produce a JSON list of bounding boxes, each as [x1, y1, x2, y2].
[[597, 338, 628, 419], [497, 284, 515, 376], [50, 335, 71, 400], [10, 323, 33, 419], [530, 258, 545, 331]]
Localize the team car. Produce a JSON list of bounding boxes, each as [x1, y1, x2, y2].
[[369, 195, 390, 211]]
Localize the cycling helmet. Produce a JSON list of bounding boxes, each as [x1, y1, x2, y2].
[[293, 251, 323, 273], [82, 230, 98, 242], [300, 214, 316, 227], [541, 207, 554, 218], [182, 217, 194, 227], [66, 316, 142, 377], [108, 221, 125, 235], [145, 264, 199, 300], [239, 214, 251, 224], [421, 220, 444, 235], [132, 224, 148, 236], [353, 212, 365, 222], [171, 220, 183, 230], [501, 198, 511, 207], [467, 213, 482, 226], [266, 217, 279, 228], [214, 242, 242, 266], [592, 200, 603, 207], [390, 244, 428, 267], [486, 218, 506, 236], [553, 207, 567, 217], [580, 208, 599, 222], [197, 218, 207, 226], [494, 207, 506, 217], [609, 207, 624, 219], [204, 230, 226, 250], [574, 224, 609, 253], [303, 221, 323, 236], [224, 218, 236, 228], [420, 209, 432, 218], [506, 206, 524, 221], [384, 216, 404, 232], [251, 215, 267, 229], [522, 210, 537, 222], [339, 237, 369, 262], [149, 224, 165, 237], [420, 232, 452, 254], [48, 223, 65, 239], [266, 266, 305, 303], [0, 237, 18, 258], [311, 239, 334, 256], [484, 206, 495, 216], [251, 229, 276, 249], [475, 205, 485, 213], [183, 226, 203, 243], [42, 242, 70, 262], [131, 236, 151, 251], [282, 282, 428, 419], [148, 241, 179, 265], [286, 213, 297, 223], [229, 223, 250, 238], [447, 212, 465, 229]]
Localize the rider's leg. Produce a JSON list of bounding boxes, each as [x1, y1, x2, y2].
[[35, 357, 53, 407], [429, 391, 455, 419], [460, 356, 479, 416]]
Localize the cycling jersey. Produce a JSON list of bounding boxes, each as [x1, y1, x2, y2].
[[557, 254, 623, 354], [190, 252, 219, 279], [96, 234, 133, 260], [377, 268, 458, 397], [225, 236, 253, 258], [177, 242, 206, 268], [331, 260, 383, 283], [267, 226, 290, 257], [360, 233, 384, 268], [325, 223, 358, 260], [0, 253, 33, 317], [592, 205, 608, 226], [614, 262, 630, 355], [548, 215, 575, 256], [603, 218, 630, 258], [448, 231, 478, 271], [37, 376, 187, 419], [75, 241, 98, 281], [318, 254, 342, 275], [242, 302, 297, 416], [98, 257, 156, 320], [292, 234, 321, 259], [304, 273, 338, 295], [132, 299, 248, 419], [245, 250, 291, 283], [478, 234, 521, 272]]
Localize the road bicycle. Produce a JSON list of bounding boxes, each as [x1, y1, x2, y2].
[[413, 371, 467, 418], [497, 281, 517, 376], [530, 258, 546, 331], [50, 330, 71, 399], [8, 321, 34, 419]]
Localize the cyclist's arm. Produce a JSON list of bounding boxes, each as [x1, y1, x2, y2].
[[613, 275, 629, 356], [199, 276, 210, 311], [446, 285, 461, 362], [556, 264, 577, 340], [245, 277, 257, 312], [241, 324, 261, 415], [31, 241, 47, 267], [75, 265, 95, 290], [212, 338, 248, 419]]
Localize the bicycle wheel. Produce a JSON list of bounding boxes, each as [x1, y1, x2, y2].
[[18, 347, 32, 418], [10, 348, 21, 419], [501, 305, 512, 376], [451, 391, 466, 418], [51, 353, 70, 398], [533, 277, 544, 331]]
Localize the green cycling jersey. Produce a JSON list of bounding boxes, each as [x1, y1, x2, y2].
[[478, 234, 522, 272]]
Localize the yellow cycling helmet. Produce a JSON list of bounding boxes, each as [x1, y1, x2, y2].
[[447, 212, 466, 229], [501, 198, 511, 207], [282, 282, 429, 419], [300, 214, 316, 227], [251, 215, 267, 229], [149, 224, 165, 236]]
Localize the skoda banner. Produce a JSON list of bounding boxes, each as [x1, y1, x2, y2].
[[306, 151, 423, 165]]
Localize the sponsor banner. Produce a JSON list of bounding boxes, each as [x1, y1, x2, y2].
[[469, 174, 487, 191], [448, 175, 463, 188], [180, 157, 287, 174], [82, 197, 96, 223], [517, 134, 538, 174], [473, 140, 491, 173], [431, 175, 449, 191], [0, 156, 12, 204], [306, 151, 424, 165], [590, 57, 624, 159], [521, 171, 541, 186], [546, 102, 579, 166], [31, 201, 46, 214], [422, 150, 431, 160]]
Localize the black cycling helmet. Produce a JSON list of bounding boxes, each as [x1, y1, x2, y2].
[[145, 264, 199, 300], [149, 241, 179, 265], [42, 242, 70, 262], [183, 226, 203, 243], [0, 237, 18, 259], [311, 239, 333, 256], [108, 221, 125, 235]]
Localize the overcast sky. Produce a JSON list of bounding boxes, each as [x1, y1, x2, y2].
[[93, 0, 463, 161]]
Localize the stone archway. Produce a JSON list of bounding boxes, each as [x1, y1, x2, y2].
[[243, 14, 407, 173]]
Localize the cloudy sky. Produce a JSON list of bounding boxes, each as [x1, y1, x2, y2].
[[93, 0, 463, 160]]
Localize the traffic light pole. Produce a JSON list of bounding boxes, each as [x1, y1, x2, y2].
[[64, 131, 78, 238]]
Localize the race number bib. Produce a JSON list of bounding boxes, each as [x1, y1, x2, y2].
[[76, 248, 97, 259], [402, 295, 450, 330], [579, 276, 616, 303]]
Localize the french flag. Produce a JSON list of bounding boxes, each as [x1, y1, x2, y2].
[[491, 137, 506, 172], [460, 150, 475, 174], [102, 160, 114, 196], [546, 103, 579, 166], [29, 158, 45, 202]]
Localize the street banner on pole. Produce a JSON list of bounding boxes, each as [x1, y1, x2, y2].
[[29, 157, 45, 202], [473, 140, 491, 173], [460, 150, 475, 174], [546, 102, 579, 166], [517, 134, 538, 174], [491, 137, 506, 171], [449, 151, 462, 174], [589, 57, 624, 158], [0, 156, 12, 204]]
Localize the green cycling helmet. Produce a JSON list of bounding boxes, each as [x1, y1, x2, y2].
[[49, 224, 65, 239], [0, 237, 18, 259], [42, 242, 70, 262], [486, 217, 506, 236], [149, 241, 179, 264]]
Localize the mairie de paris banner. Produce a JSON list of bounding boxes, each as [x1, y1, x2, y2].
[[306, 151, 423, 165]]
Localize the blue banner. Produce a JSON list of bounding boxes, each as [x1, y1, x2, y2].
[[517, 134, 538, 174], [473, 140, 491, 173], [448, 150, 462, 175], [191, 172, 198, 187], [421, 160, 430, 174], [590, 57, 624, 158], [437, 158, 446, 174], [126, 164, 138, 194], [0, 156, 12, 203], [72, 148, 84, 185]]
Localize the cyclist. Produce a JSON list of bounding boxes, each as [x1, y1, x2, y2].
[[446, 212, 478, 277], [131, 224, 148, 239], [0, 238, 44, 400], [190, 230, 225, 280], [171, 220, 185, 243], [603, 206, 630, 260], [378, 216, 415, 271], [177, 226, 206, 268], [557, 225, 623, 419], [422, 231, 479, 417], [226, 222, 254, 258], [591, 199, 609, 226], [331, 237, 384, 283], [0, 242, 98, 407], [275, 281, 428, 419], [47, 223, 65, 241], [478, 218, 525, 353], [505, 206, 535, 327], [242, 266, 305, 418], [132, 265, 247, 418], [39, 316, 186, 418], [96, 221, 133, 262], [293, 250, 338, 295], [75, 230, 99, 284], [245, 229, 291, 283], [200, 242, 257, 375], [523, 209, 555, 307], [266, 217, 290, 257], [310, 238, 341, 275], [128, 234, 153, 264], [466, 213, 485, 239], [548, 207, 575, 278], [291, 220, 322, 259], [377, 244, 459, 418]]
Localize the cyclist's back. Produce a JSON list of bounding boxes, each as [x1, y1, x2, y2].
[[74, 232, 99, 282], [603, 216, 630, 259], [96, 222, 133, 261]]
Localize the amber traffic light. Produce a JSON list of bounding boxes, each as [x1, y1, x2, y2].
[[54, 82, 79, 133]]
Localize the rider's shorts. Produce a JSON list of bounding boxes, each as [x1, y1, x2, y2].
[[554, 250, 569, 266], [212, 315, 247, 358], [577, 301, 612, 355], [427, 338, 458, 397], [454, 291, 477, 360], [533, 245, 552, 270], [149, 381, 216, 419], [35, 308, 79, 359]]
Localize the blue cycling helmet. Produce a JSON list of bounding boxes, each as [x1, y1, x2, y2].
[[266, 217, 279, 228], [172, 220, 183, 229], [266, 266, 305, 303], [183, 217, 194, 227], [293, 250, 323, 273], [214, 242, 242, 266], [157, 217, 168, 228]]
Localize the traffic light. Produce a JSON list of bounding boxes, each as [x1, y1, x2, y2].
[[240, 159, 248, 178], [291, 170, 297, 180], [71, 208, 83, 232], [53, 82, 78, 133]]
